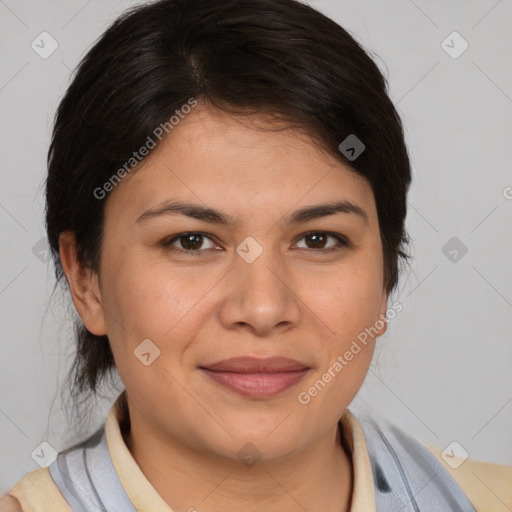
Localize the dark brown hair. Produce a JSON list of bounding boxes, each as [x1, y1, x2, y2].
[[45, 0, 412, 421]]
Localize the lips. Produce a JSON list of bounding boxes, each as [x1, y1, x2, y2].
[[201, 356, 309, 373], [199, 356, 310, 398]]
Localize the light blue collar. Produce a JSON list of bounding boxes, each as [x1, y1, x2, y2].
[[49, 412, 477, 511]]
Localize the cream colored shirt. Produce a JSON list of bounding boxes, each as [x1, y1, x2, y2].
[[7, 393, 512, 511]]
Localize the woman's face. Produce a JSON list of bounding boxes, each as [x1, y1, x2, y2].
[[74, 104, 388, 462]]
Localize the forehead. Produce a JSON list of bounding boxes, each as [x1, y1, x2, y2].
[[105, 104, 376, 226]]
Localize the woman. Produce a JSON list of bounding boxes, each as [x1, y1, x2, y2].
[[2, 0, 510, 510]]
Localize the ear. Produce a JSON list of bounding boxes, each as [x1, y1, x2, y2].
[[375, 289, 389, 337], [59, 231, 107, 336]]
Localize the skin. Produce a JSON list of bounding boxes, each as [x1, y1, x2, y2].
[[0, 495, 22, 512], [60, 103, 389, 512]]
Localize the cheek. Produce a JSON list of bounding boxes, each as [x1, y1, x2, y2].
[[304, 251, 385, 343], [296, 265, 382, 415], [100, 236, 384, 370], [98, 250, 203, 358]]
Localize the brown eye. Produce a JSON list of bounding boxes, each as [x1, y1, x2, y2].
[[162, 230, 349, 256], [295, 232, 349, 252], [163, 232, 218, 254]]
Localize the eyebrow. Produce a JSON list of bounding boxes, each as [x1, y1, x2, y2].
[[135, 199, 368, 227]]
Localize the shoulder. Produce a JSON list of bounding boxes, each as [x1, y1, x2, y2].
[[6, 467, 71, 512], [354, 411, 511, 511], [424, 441, 512, 512], [0, 494, 22, 512]]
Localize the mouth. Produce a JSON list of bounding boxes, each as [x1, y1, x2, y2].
[[199, 356, 311, 399]]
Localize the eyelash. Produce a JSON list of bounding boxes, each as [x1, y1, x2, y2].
[[161, 231, 350, 256]]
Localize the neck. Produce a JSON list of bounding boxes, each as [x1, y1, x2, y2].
[[123, 404, 353, 512]]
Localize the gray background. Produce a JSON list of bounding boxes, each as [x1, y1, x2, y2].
[[1, 0, 511, 494]]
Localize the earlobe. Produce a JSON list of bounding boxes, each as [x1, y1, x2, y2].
[[377, 317, 388, 337], [59, 231, 107, 336]]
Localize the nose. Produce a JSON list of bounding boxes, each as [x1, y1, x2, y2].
[[218, 242, 302, 337]]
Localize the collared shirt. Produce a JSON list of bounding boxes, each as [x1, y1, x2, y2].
[[9, 392, 512, 511]]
